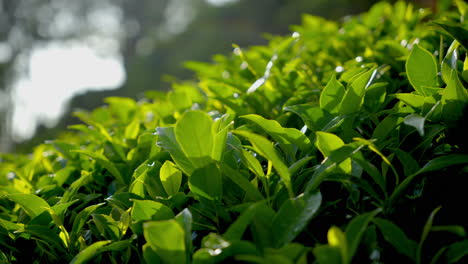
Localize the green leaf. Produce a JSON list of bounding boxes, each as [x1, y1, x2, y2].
[[390, 155, 468, 205], [51, 199, 78, 219], [73, 150, 126, 184], [70, 240, 111, 264], [272, 191, 322, 248], [315, 131, 351, 174], [306, 142, 366, 192], [224, 202, 265, 241], [70, 203, 105, 245], [104, 97, 136, 122], [431, 225, 466, 237], [175, 111, 214, 168], [129, 166, 148, 197], [446, 240, 468, 263], [441, 41, 460, 85], [241, 114, 313, 152], [212, 125, 229, 162], [22, 225, 67, 254], [433, 22, 468, 51], [125, 117, 140, 139], [160, 161, 183, 196], [372, 115, 403, 141], [174, 208, 193, 261], [99, 238, 136, 252], [418, 207, 442, 263], [327, 226, 348, 264], [92, 214, 121, 240], [339, 68, 377, 115], [5, 194, 50, 218], [144, 220, 187, 264], [233, 130, 293, 197], [320, 74, 346, 115], [218, 163, 264, 201], [345, 208, 382, 263], [131, 200, 174, 222], [313, 245, 343, 264], [193, 233, 258, 263], [373, 218, 417, 260], [363, 82, 387, 112], [394, 149, 420, 176], [61, 170, 92, 204], [406, 44, 439, 96], [188, 163, 223, 201], [237, 147, 265, 179], [143, 243, 162, 264], [157, 127, 195, 175], [350, 151, 386, 193], [393, 93, 426, 109], [283, 105, 334, 132], [441, 69, 468, 123]]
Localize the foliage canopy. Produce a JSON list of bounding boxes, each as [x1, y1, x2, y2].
[[1, 1, 468, 263]]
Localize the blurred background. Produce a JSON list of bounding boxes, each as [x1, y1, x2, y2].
[[1, 0, 413, 153]]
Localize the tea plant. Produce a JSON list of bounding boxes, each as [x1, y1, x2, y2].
[[1, 1, 468, 263]]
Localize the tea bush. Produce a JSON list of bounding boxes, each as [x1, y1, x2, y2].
[[1, 1, 468, 263]]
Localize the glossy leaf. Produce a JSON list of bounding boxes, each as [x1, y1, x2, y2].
[[70, 203, 105, 245], [144, 220, 187, 264], [320, 74, 346, 115], [390, 155, 468, 204], [241, 114, 313, 152], [188, 163, 223, 201], [233, 130, 293, 196], [406, 44, 439, 96], [284, 105, 334, 132], [441, 69, 468, 123], [272, 191, 322, 248], [315, 131, 351, 174], [327, 226, 348, 264], [393, 93, 426, 109], [339, 68, 376, 115], [446, 240, 468, 263], [160, 161, 182, 196], [131, 200, 174, 222], [218, 163, 264, 201], [175, 111, 214, 168], [345, 208, 381, 262], [61, 170, 92, 204], [124, 118, 140, 139], [70, 240, 111, 264], [157, 127, 195, 175], [224, 202, 264, 241], [73, 150, 126, 184], [174, 208, 193, 260], [5, 193, 50, 218], [433, 22, 468, 51], [374, 218, 417, 260], [313, 245, 343, 264]]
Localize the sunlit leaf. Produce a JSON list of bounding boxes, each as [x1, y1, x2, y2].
[[160, 161, 182, 196], [175, 111, 214, 169], [406, 44, 439, 96], [70, 240, 111, 264], [4, 193, 50, 218], [320, 74, 346, 115], [144, 220, 187, 264]]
